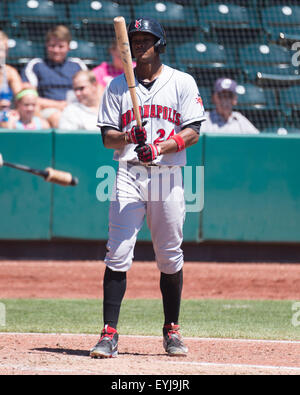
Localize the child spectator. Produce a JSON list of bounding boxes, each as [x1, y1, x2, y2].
[[1, 88, 50, 130], [21, 25, 87, 128]]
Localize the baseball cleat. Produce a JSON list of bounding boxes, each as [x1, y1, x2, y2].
[[163, 323, 188, 356], [90, 325, 119, 358]]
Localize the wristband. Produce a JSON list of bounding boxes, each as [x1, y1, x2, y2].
[[171, 134, 185, 152]]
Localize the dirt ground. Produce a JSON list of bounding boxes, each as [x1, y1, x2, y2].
[[1, 260, 300, 376]]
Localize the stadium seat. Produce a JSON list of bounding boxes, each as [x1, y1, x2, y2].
[[133, 1, 197, 25], [261, 126, 300, 135], [0, 3, 6, 24], [174, 41, 240, 86], [69, 0, 132, 41], [196, 3, 262, 46], [279, 86, 300, 124], [239, 43, 300, 86], [69, 40, 107, 66], [7, 0, 67, 38], [262, 5, 300, 45], [234, 82, 279, 130], [198, 86, 213, 110], [7, 38, 42, 66]]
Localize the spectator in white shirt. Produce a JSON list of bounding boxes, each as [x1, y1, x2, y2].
[[201, 78, 259, 134], [59, 70, 102, 131]]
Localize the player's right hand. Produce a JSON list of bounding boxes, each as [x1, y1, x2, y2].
[[125, 125, 147, 145]]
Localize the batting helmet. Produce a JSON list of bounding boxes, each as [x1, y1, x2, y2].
[[128, 17, 166, 54]]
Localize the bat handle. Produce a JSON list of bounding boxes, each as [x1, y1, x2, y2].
[[45, 167, 78, 186]]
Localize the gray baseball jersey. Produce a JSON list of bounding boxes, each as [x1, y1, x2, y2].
[[97, 64, 206, 166]]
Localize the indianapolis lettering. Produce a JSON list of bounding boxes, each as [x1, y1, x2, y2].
[[122, 105, 181, 128]]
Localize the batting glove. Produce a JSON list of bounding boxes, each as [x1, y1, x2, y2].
[[135, 143, 161, 163], [125, 125, 147, 145]]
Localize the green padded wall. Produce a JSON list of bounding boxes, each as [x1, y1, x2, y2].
[[0, 130, 53, 239], [202, 133, 300, 242], [51, 130, 116, 240]]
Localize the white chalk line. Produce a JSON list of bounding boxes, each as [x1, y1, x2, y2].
[[2, 332, 300, 345], [1, 361, 300, 375], [1, 332, 300, 374]]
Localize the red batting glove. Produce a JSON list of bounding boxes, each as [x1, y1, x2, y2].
[[134, 143, 161, 163], [125, 125, 147, 145]]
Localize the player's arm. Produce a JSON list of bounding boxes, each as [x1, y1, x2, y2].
[[102, 128, 127, 149], [134, 122, 202, 163], [158, 125, 200, 155], [101, 124, 147, 149]]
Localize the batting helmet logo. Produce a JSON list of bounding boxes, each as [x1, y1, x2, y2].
[[135, 19, 142, 29]]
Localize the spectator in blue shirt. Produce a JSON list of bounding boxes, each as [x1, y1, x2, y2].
[[22, 25, 87, 128]]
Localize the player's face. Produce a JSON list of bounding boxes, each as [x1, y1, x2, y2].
[[131, 32, 157, 62], [46, 38, 69, 64]]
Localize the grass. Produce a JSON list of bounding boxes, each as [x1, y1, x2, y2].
[[1, 298, 300, 340]]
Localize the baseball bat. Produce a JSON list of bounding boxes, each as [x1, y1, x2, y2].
[[0, 153, 78, 186], [113, 16, 142, 128]]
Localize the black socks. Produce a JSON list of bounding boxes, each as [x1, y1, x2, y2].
[[160, 269, 183, 326], [103, 266, 183, 329], [103, 266, 127, 329]]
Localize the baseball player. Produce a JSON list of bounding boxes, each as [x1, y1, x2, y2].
[[90, 17, 205, 358]]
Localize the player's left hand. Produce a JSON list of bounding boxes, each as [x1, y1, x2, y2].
[[135, 143, 161, 163], [125, 125, 147, 145]]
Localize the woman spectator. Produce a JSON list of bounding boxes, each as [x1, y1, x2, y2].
[[0, 30, 23, 115]]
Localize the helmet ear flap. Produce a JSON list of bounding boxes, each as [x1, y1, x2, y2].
[[154, 38, 166, 53]]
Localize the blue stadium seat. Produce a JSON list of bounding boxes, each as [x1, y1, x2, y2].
[[7, 0, 67, 38], [69, 0, 132, 41], [69, 40, 107, 67], [239, 43, 300, 86], [7, 38, 43, 66], [279, 86, 300, 125], [133, 1, 197, 27], [262, 5, 300, 45], [234, 82, 279, 129], [198, 86, 213, 110], [261, 126, 300, 135], [0, 2, 6, 24], [196, 3, 263, 46], [174, 41, 240, 86]]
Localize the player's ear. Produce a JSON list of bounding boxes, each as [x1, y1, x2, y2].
[[233, 95, 238, 106]]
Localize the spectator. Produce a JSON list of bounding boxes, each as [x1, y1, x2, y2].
[[1, 88, 50, 130], [59, 70, 103, 131], [0, 30, 24, 101], [0, 97, 12, 126], [201, 78, 259, 134], [92, 39, 136, 89], [21, 25, 87, 128]]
